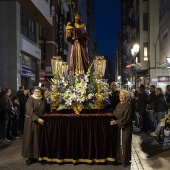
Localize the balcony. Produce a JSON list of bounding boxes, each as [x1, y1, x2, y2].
[[16, 0, 52, 27]]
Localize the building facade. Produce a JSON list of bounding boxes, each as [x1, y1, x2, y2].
[[158, 0, 170, 89], [0, 0, 95, 92], [119, 0, 168, 90], [0, 0, 52, 92]]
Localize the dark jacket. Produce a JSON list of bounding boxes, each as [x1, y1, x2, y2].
[[130, 97, 136, 114], [109, 90, 120, 111], [16, 90, 25, 106], [136, 91, 148, 113], [13, 103, 20, 119], [0, 99, 12, 120], [154, 94, 168, 112], [16, 90, 28, 116], [146, 92, 156, 110], [165, 90, 170, 104]]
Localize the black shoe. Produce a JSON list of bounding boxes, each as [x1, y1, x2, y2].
[[25, 158, 37, 166], [6, 136, 15, 140], [25, 159, 32, 166], [122, 163, 128, 167], [39, 160, 47, 165]]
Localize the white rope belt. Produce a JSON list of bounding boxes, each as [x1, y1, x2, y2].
[[121, 128, 123, 155]]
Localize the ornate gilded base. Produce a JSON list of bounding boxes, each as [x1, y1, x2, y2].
[[39, 157, 115, 163], [72, 104, 84, 114]]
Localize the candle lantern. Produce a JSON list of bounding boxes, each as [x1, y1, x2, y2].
[[51, 56, 63, 110], [61, 62, 68, 74], [51, 56, 63, 76], [93, 56, 106, 79]]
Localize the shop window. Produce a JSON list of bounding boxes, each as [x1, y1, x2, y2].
[[22, 55, 31, 67]]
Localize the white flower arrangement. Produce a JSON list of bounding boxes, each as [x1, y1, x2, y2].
[[51, 64, 111, 111]]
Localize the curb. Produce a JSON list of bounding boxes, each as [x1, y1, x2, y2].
[[131, 134, 153, 170]]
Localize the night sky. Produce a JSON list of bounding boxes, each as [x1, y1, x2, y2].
[[94, 0, 121, 59]]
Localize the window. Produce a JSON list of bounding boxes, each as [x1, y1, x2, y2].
[[161, 29, 168, 42], [160, 0, 168, 19], [21, 7, 37, 43], [143, 43, 148, 61], [160, 0, 167, 7], [143, 13, 148, 31]]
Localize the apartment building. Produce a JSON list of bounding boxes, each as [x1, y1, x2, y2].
[[119, 0, 161, 89], [158, 0, 170, 89], [0, 0, 52, 92]]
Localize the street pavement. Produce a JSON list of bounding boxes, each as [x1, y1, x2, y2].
[[0, 126, 170, 170], [0, 138, 130, 170], [132, 126, 170, 170]]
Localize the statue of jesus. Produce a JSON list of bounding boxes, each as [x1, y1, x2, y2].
[[65, 12, 89, 74]]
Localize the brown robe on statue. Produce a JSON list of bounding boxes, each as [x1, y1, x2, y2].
[[66, 24, 89, 74], [22, 97, 46, 159], [113, 101, 133, 164]]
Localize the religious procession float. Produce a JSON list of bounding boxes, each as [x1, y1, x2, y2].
[[49, 12, 111, 114]]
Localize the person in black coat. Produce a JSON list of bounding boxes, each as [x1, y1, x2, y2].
[[0, 89, 15, 142], [146, 85, 156, 133], [106, 82, 120, 111], [16, 86, 29, 133], [44, 89, 51, 113], [165, 85, 170, 104], [11, 96, 20, 138], [136, 85, 148, 132], [150, 87, 169, 136]]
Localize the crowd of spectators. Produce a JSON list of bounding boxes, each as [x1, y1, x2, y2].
[[134, 84, 170, 136], [0, 84, 50, 144]]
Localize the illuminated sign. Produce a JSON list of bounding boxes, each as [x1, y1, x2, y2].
[[158, 76, 169, 82]]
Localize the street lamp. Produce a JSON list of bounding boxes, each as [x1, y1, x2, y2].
[[133, 44, 140, 54], [131, 44, 139, 90], [117, 76, 121, 88]]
